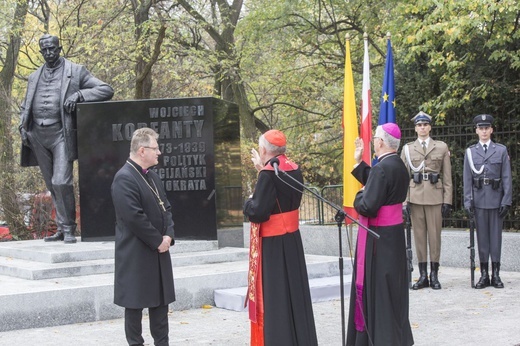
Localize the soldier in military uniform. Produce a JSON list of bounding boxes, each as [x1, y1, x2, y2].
[[463, 114, 512, 289], [401, 112, 453, 290]]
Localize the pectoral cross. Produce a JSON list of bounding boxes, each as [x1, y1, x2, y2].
[[158, 199, 166, 212]]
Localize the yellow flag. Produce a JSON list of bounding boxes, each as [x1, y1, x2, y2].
[[342, 36, 361, 220]]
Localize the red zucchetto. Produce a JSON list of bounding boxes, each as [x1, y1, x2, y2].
[[264, 130, 286, 147]]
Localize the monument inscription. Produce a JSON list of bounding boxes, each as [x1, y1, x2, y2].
[[77, 97, 240, 241]]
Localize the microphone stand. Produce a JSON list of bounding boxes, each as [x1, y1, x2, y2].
[[273, 165, 379, 345]]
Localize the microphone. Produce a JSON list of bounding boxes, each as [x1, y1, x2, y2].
[[269, 157, 280, 176]]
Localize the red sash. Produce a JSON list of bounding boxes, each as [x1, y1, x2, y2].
[[247, 209, 299, 346], [354, 203, 403, 332]]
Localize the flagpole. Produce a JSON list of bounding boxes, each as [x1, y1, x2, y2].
[[341, 32, 361, 346]]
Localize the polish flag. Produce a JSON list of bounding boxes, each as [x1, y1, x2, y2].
[[360, 34, 372, 165]]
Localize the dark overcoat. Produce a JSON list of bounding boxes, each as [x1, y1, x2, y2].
[[111, 161, 176, 309], [347, 154, 414, 346], [20, 58, 114, 166], [243, 155, 318, 346]]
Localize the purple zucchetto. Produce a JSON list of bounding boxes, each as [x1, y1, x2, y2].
[[381, 123, 402, 139]]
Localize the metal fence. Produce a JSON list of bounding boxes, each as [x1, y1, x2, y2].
[[237, 119, 518, 229], [401, 121, 519, 230], [298, 121, 519, 230]]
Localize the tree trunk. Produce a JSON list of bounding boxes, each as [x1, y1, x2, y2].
[[0, 0, 29, 237], [131, 0, 152, 99], [131, 0, 166, 100], [177, 0, 266, 142]]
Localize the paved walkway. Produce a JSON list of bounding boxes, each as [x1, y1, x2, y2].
[[0, 267, 519, 345]]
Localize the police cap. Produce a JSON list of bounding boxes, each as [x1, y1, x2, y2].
[[411, 111, 432, 125], [473, 114, 494, 127]]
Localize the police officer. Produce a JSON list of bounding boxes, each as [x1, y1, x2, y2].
[[401, 111, 453, 290], [463, 114, 512, 289]]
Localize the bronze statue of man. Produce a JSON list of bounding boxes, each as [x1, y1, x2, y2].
[[19, 34, 114, 243]]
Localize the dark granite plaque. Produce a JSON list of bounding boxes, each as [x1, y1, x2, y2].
[[77, 97, 241, 241]]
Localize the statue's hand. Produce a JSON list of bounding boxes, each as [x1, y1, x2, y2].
[[19, 126, 29, 147], [64, 92, 80, 113]]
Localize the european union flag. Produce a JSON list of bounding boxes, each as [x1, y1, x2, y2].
[[379, 37, 395, 124], [373, 36, 396, 165]]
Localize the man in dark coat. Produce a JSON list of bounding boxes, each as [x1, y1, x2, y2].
[[347, 123, 414, 346], [112, 127, 175, 346], [243, 129, 318, 346], [19, 34, 114, 243], [463, 114, 512, 288]]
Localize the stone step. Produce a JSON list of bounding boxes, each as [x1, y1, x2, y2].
[[0, 240, 345, 332], [0, 241, 249, 280], [0, 239, 219, 263], [0, 247, 250, 280], [214, 275, 352, 312]]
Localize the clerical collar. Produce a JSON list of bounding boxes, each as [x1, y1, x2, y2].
[[127, 158, 148, 175], [378, 152, 397, 161], [126, 159, 166, 212]]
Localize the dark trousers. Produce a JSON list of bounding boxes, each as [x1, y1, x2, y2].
[[125, 305, 169, 346], [475, 207, 503, 262], [27, 123, 76, 230]]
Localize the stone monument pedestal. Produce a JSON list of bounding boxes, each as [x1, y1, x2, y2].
[[77, 97, 241, 241]]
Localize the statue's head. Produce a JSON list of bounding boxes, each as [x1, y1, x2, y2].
[[39, 34, 62, 66]]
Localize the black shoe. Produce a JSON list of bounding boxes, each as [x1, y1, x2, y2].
[[412, 262, 429, 290], [491, 262, 504, 288], [62, 225, 77, 244], [44, 231, 64, 242], [412, 277, 429, 290], [430, 262, 442, 290], [491, 276, 504, 288], [63, 233, 77, 244], [475, 262, 490, 289], [475, 275, 490, 289]]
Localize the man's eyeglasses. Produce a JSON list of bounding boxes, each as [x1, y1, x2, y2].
[[143, 146, 160, 152]]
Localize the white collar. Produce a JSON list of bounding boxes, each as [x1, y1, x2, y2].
[[418, 137, 430, 146], [479, 140, 491, 148]]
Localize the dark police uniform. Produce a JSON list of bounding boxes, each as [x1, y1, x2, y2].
[[463, 114, 512, 288]]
